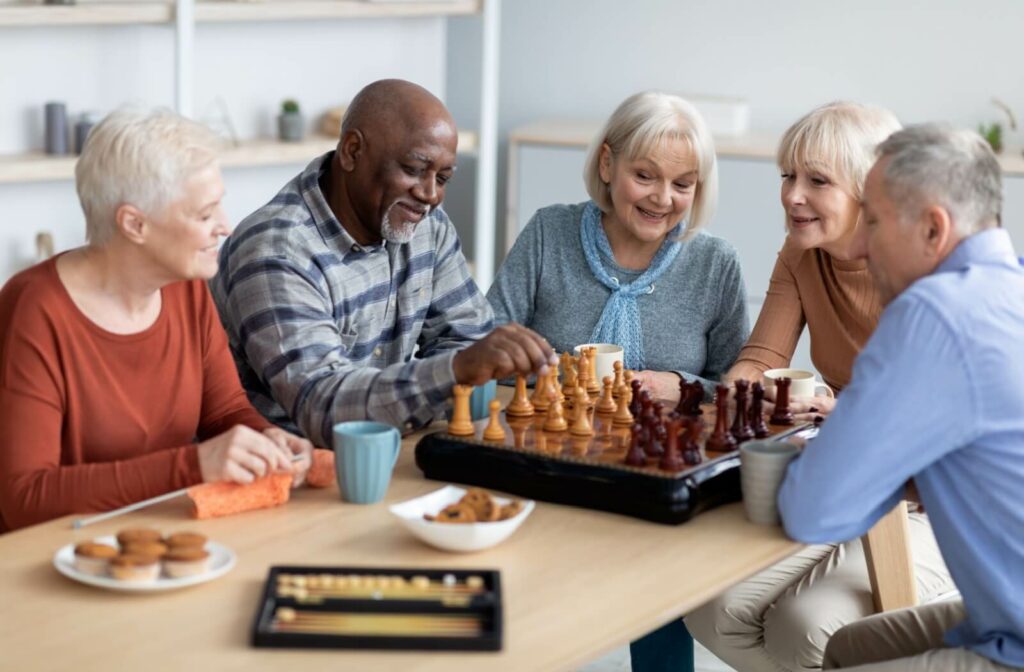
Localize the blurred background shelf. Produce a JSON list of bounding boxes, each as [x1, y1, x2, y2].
[[0, 130, 478, 184], [0, 2, 171, 26]]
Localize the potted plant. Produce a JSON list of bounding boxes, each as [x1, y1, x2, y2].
[[278, 99, 304, 143]]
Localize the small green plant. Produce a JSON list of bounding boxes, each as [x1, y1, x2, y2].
[[978, 122, 1003, 153], [281, 99, 300, 115]]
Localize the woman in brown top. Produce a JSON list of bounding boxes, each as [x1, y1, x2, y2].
[[726, 102, 901, 419], [687, 103, 955, 672]]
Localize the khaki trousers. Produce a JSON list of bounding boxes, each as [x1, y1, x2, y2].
[[823, 599, 1019, 671], [685, 513, 954, 671]]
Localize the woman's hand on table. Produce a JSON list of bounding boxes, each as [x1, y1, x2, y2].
[[262, 427, 314, 488], [197, 425, 296, 485], [633, 370, 684, 403]]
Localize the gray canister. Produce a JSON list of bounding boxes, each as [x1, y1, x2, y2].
[[75, 114, 98, 154], [44, 102, 69, 155]]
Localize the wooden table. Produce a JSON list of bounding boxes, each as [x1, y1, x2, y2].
[[0, 422, 802, 672]]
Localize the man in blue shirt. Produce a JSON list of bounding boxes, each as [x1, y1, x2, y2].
[[778, 124, 1024, 671]]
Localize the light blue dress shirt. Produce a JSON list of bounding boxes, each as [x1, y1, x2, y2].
[[778, 228, 1024, 668]]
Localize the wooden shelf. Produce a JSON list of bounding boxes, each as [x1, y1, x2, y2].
[[195, 0, 480, 23], [509, 119, 1024, 174], [0, 2, 171, 27], [0, 130, 478, 184]]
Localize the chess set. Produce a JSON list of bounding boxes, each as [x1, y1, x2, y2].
[[416, 348, 806, 525], [251, 566, 502, 651]]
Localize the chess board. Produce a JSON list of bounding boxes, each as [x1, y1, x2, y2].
[[415, 399, 801, 525]]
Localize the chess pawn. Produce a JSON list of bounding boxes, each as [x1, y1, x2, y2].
[[447, 384, 475, 436], [683, 417, 703, 465], [543, 390, 568, 432], [629, 380, 644, 418], [659, 417, 684, 472], [770, 377, 795, 426], [546, 368, 563, 404], [611, 360, 625, 398], [530, 375, 551, 411], [483, 399, 507, 442], [749, 382, 770, 438], [706, 384, 738, 452], [569, 387, 595, 436], [506, 375, 535, 417], [585, 347, 600, 395], [624, 369, 635, 390], [624, 423, 647, 466], [612, 387, 634, 426], [730, 379, 755, 444], [596, 376, 617, 414], [561, 352, 578, 397], [673, 377, 691, 415]]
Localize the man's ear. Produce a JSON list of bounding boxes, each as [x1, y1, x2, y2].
[[338, 129, 364, 172], [598, 143, 613, 184], [115, 204, 147, 245], [921, 205, 953, 257]]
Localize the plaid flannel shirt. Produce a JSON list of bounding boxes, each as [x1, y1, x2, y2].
[[210, 153, 494, 447]]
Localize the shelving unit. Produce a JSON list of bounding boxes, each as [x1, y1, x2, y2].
[[0, 0, 501, 286], [0, 131, 478, 184]]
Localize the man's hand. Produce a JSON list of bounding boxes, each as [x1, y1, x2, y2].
[[763, 387, 836, 423], [262, 427, 314, 488], [452, 323, 557, 386]]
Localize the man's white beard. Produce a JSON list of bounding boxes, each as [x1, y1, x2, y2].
[[381, 201, 425, 244]]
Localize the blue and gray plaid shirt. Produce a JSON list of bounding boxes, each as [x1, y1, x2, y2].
[[210, 152, 494, 447]]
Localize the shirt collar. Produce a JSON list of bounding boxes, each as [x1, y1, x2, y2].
[[300, 151, 386, 256], [937, 227, 1019, 274]]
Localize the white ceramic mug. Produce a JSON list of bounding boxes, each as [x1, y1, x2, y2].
[[740, 439, 801, 525], [763, 368, 834, 400], [572, 343, 625, 383]]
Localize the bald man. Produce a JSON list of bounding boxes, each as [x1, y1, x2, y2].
[[211, 80, 555, 446]]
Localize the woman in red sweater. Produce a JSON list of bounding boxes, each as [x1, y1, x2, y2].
[[0, 107, 312, 532]]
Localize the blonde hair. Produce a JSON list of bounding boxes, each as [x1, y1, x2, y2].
[[583, 91, 718, 240], [777, 101, 901, 200], [75, 106, 222, 246]]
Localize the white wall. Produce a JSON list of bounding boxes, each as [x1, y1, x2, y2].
[[446, 0, 1024, 261], [0, 18, 450, 281]]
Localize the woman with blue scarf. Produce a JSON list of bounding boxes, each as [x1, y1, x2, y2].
[[487, 91, 751, 670]]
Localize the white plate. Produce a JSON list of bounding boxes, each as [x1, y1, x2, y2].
[[53, 536, 236, 592], [389, 485, 535, 553]]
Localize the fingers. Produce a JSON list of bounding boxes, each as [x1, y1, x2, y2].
[[454, 323, 558, 384]]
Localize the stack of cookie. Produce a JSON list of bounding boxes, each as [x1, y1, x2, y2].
[[423, 488, 523, 524]]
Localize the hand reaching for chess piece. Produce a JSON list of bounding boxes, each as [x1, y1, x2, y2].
[[632, 370, 689, 403], [452, 323, 558, 386], [761, 388, 836, 423]]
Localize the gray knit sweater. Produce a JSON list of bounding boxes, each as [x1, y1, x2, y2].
[[487, 202, 750, 398]]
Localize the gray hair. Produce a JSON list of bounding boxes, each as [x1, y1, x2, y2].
[[778, 101, 901, 201], [876, 124, 1002, 235], [75, 106, 222, 246], [583, 91, 718, 240]]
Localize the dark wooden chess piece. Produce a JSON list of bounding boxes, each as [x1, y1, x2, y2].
[[625, 423, 647, 466], [706, 384, 737, 453], [629, 380, 644, 417], [770, 377, 795, 426], [683, 417, 703, 465], [652, 420, 668, 458], [730, 380, 755, 444], [659, 417, 684, 472], [673, 378, 690, 415], [749, 382, 770, 438], [641, 407, 662, 457], [676, 381, 703, 417]]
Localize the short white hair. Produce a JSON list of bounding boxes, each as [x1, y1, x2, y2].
[[75, 106, 222, 245], [877, 124, 1002, 236], [778, 101, 901, 200], [583, 91, 718, 240]]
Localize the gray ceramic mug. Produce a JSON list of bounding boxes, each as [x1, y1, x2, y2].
[[740, 439, 801, 525], [332, 421, 400, 504]]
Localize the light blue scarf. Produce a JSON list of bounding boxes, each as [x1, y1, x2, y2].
[[580, 201, 684, 370]]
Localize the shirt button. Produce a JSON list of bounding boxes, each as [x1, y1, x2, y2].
[[373, 347, 383, 357], [351, 244, 361, 253]]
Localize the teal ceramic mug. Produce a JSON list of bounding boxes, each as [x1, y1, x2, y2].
[[469, 379, 498, 421], [332, 421, 400, 504]]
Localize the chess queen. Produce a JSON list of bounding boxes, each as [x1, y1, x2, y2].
[[487, 91, 749, 407]]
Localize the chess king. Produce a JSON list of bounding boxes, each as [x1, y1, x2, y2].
[[211, 79, 556, 448]]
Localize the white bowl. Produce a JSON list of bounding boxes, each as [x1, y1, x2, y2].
[[389, 485, 535, 553]]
